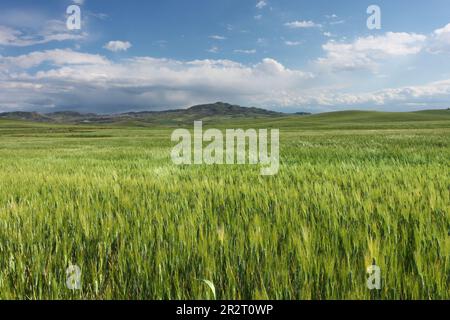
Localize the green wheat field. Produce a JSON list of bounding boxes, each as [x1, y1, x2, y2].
[[0, 110, 449, 300]]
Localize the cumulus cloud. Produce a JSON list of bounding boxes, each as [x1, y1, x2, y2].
[[3, 22, 450, 113], [231, 78, 450, 112], [316, 23, 450, 72], [429, 23, 450, 53], [0, 50, 313, 112], [302, 79, 450, 109], [317, 32, 427, 71], [256, 1, 267, 9], [2, 47, 450, 113], [434, 23, 450, 39], [103, 41, 132, 52]]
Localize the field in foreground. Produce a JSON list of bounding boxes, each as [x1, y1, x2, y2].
[[0, 111, 449, 299]]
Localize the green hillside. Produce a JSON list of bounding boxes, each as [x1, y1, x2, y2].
[[1, 108, 449, 131]]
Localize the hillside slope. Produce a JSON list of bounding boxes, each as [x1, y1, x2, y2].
[[0, 102, 285, 125], [0, 105, 449, 130]]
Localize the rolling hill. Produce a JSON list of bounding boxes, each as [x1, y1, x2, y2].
[[0, 103, 449, 130], [0, 102, 285, 125]]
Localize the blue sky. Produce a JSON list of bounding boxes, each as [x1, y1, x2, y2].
[[1, 0, 450, 113]]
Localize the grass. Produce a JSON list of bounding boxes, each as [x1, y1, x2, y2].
[[0, 110, 448, 300]]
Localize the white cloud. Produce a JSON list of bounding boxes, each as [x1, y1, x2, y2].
[[216, 77, 450, 111], [2, 47, 450, 112], [285, 20, 321, 29], [315, 22, 450, 72], [3, 22, 450, 113], [0, 26, 20, 46], [284, 41, 301, 46], [1, 49, 107, 70], [209, 35, 226, 40], [103, 41, 132, 52], [306, 79, 450, 109], [256, 1, 267, 9], [0, 51, 314, 112], [317, 32, 427, 71], [353, 32, 426, 56], [434, 23, 450, 38], [429, 23, 450, 53], [0, 21, 86, 47]]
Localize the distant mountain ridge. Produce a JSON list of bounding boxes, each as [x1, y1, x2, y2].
[[1, 103, 448, 126], [0, 102, 290, 124]]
